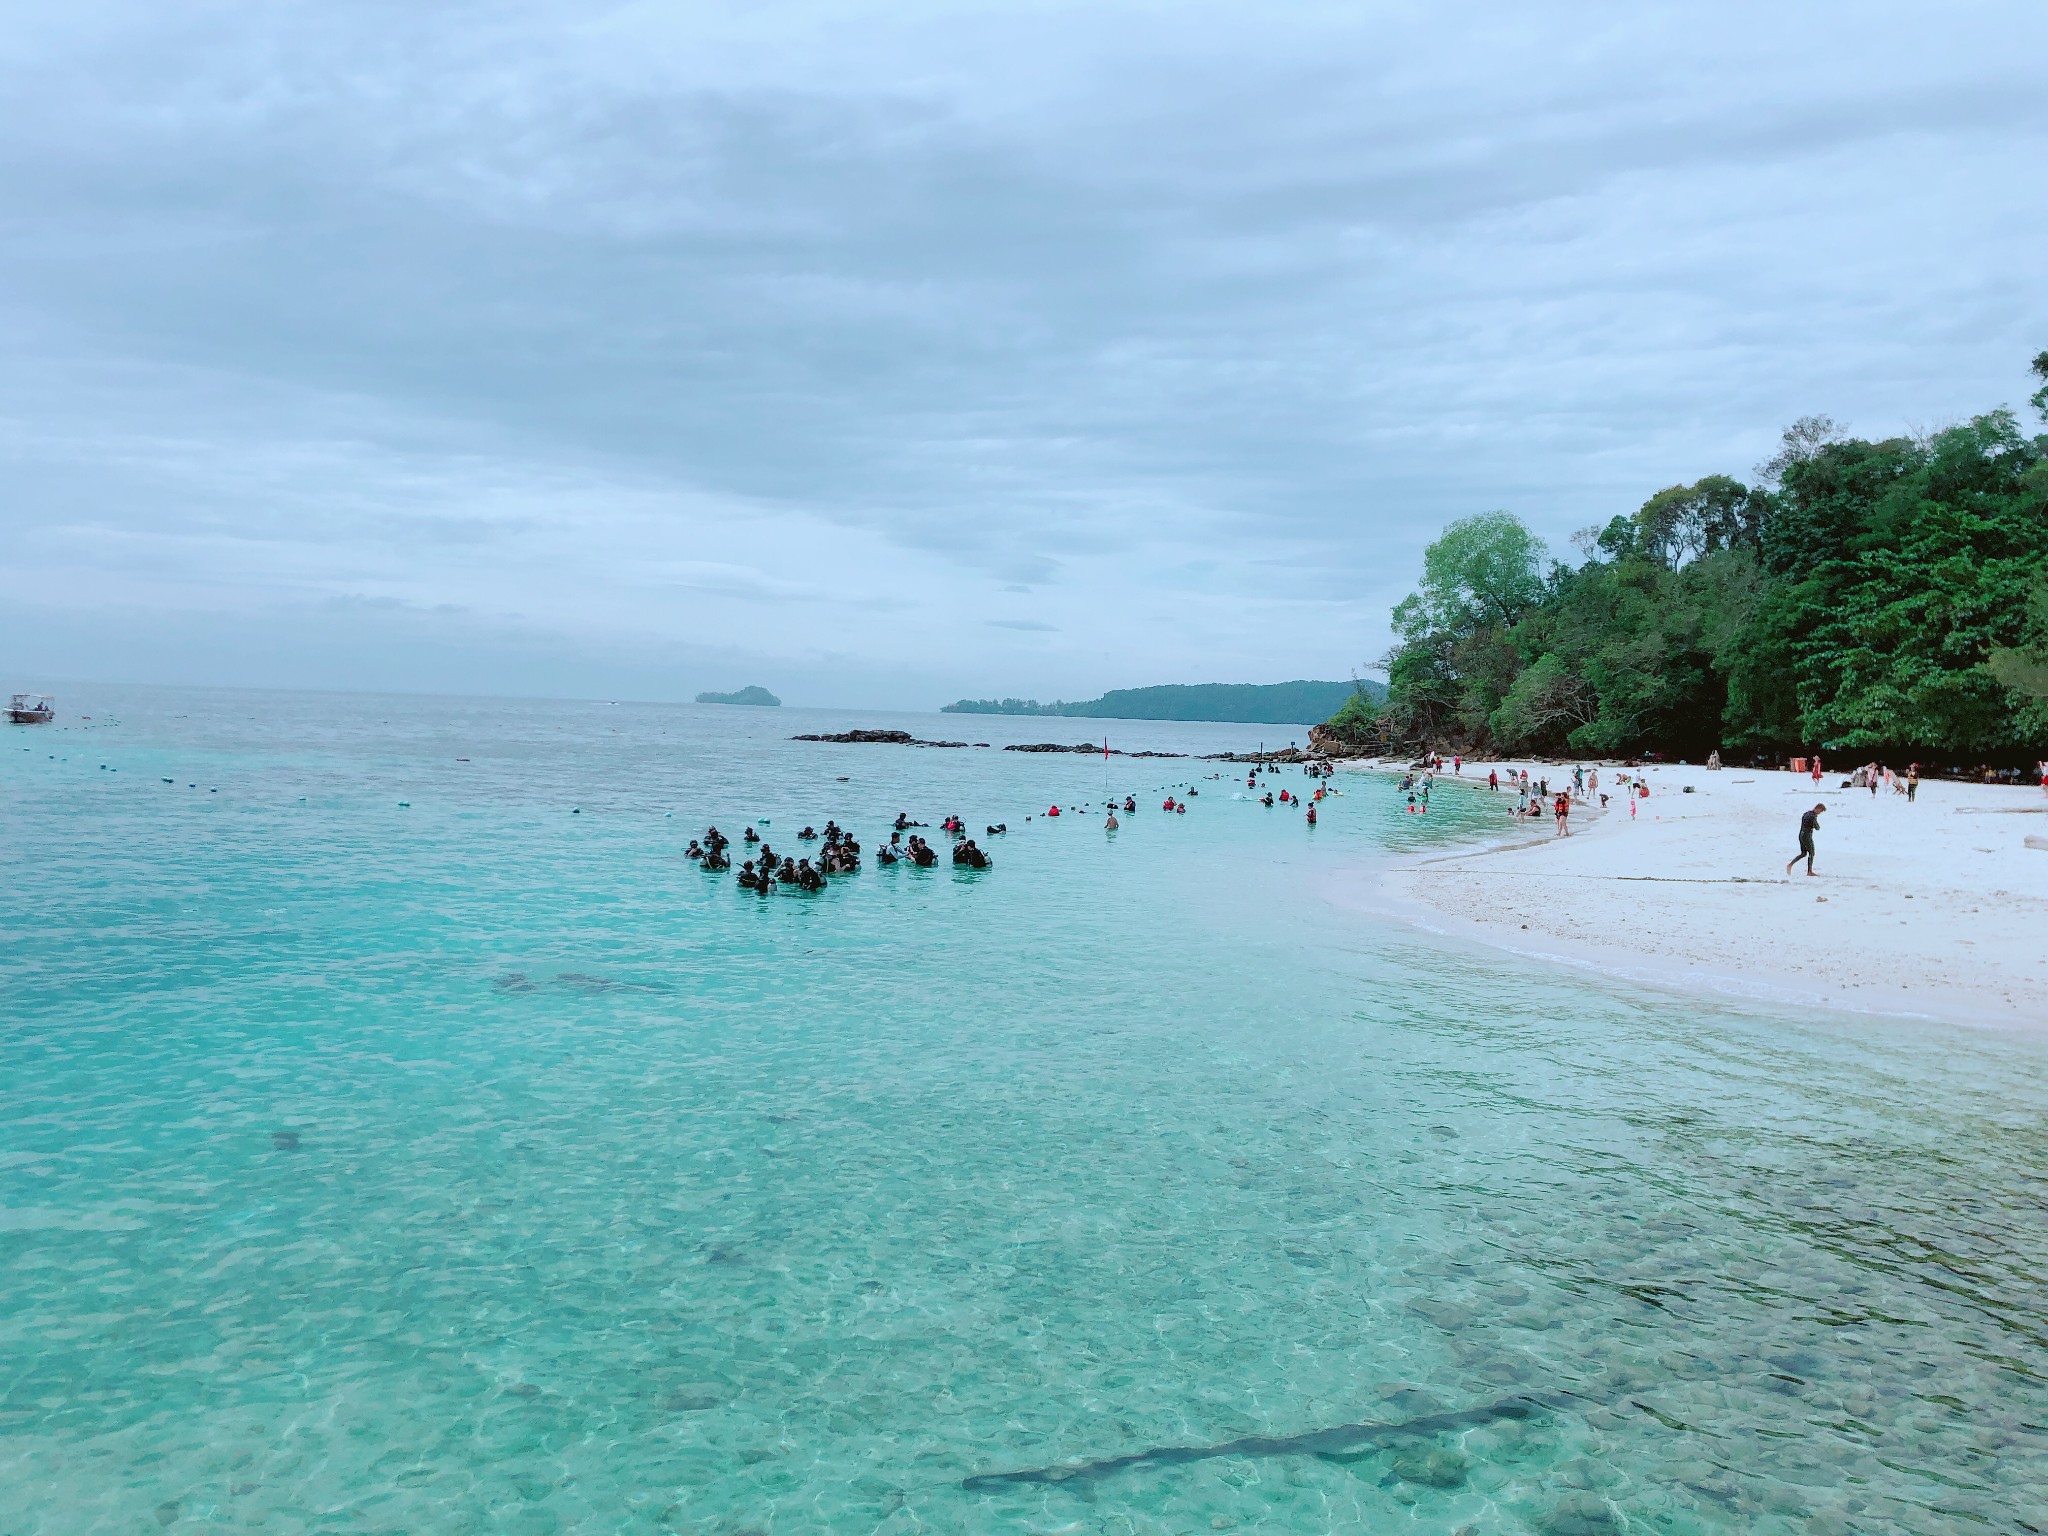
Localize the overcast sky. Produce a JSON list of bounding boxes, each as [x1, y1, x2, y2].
[[3, 1, 2044, 708]]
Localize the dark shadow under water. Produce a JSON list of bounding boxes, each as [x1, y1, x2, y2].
[[961, 1392, 1565, 1492]]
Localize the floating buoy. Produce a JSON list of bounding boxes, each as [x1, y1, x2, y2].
[[162, 777, 173, 784], [571, 808, 580, 814], [398, 801, 410, 808]]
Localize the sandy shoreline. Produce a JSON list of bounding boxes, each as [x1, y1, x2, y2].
[[1345, 758, 2048, 1028]]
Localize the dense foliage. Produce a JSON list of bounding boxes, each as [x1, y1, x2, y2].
[[945, 679, 1385, 725], [1354, 357, 2048, 760]]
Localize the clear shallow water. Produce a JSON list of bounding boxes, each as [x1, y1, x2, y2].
[[3, 687, 2046, 1535]]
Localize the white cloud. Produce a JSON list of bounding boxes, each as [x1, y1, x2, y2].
[[1, 0, 2044, 704]]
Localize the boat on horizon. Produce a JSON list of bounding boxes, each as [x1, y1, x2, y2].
[[7, 692, 54, 724]]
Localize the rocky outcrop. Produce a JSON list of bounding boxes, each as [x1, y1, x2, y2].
[[1202, 747, 1312, 764], [1307, 724, 1376, 759], [791, 730, 970, 747], [1003, 743, 1188, 757]]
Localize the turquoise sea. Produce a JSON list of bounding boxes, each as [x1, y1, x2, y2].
[[4, 686, 2046, 1535]]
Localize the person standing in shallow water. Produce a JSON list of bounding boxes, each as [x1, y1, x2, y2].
[[1786, 802, 1825, 877]]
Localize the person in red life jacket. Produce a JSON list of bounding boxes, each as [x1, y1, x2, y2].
[[1488, 769, 1499, 791], [1162, 797, 1175, 812], [1174, 801, 1186, 814]]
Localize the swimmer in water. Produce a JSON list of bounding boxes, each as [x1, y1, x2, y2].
[[1123, 796, 1136, 813], [1105, 809, 1119, 830], [685, 840, 705, 860]]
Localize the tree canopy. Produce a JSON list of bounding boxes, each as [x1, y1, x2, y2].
[[1352, 356, 2048, 761]]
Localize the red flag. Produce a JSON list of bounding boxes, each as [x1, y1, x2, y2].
[[1103, 737, 1109, 760]]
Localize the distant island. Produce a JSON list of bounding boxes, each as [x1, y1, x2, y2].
[[696, 685, 781, 707], [942, 679, 1385, 726]]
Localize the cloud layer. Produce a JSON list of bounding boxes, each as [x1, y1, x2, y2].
[[4, 0, 2044, 705]]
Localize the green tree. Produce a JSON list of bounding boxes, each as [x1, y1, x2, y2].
[[1988, 576, 2048, 699], [1341, 351, 2048, 761], [1391, 512, 1547, 642]]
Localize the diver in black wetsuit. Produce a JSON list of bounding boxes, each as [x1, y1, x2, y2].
[[1786, 803, 1825, 876]]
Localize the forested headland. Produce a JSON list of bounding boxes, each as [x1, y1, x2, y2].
[[944, 679, 1385, 725], [1323, 354, 2048, 765]]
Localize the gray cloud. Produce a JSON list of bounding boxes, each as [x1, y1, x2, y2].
[[2, 1, 2044, 706]]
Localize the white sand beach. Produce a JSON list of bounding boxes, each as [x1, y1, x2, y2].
[[1361, 760, 2048, 1027]]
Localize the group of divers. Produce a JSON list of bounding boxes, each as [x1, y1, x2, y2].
[[683, 813, 997, 892], [678, 760, 1342, 894]]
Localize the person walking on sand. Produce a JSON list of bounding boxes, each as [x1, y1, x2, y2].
[[1810, 755, 1823, 788], [1786, 802, 1825, 877], [1553, 792, 1571, 837], [1907, 764, 1919, 803]]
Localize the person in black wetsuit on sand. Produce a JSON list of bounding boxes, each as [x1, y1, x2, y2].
[[1786, 802, 1825, 876]]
